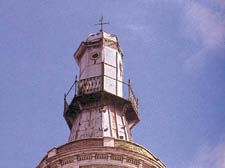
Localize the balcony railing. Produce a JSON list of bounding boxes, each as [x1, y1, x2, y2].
[[128, 82, 138, 115], [78, 76, 103, 95], [64, 75, 138, 115]]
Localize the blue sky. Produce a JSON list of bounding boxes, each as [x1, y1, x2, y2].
[[1, 1, 225, 168]]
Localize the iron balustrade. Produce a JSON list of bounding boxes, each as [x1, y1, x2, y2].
[[128, 86, 139, 115], [64, 75, 138, 114]]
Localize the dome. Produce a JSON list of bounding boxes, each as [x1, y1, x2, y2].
[[86, 31, 118, 43]]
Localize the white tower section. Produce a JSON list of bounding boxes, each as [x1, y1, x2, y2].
[[74, 31, 124, 97], [64, 30, 139, 143]]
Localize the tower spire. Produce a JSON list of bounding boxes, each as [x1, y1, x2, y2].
[[94, 16, 109, 31]]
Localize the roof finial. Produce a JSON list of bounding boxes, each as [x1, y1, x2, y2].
[[94, 16, 109, 32]]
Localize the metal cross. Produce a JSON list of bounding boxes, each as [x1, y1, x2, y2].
[[95, 16, 109, 31]]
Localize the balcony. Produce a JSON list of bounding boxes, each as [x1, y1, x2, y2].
[[64, 75, 139, 128]]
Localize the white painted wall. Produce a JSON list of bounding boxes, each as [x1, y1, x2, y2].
[[77, 35, 124, 97], [79, 48, 102, 80], [102, 46, 123, 97]]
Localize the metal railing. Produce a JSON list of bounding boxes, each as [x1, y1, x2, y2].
[[128, 80, 138, 114], [64, 75, 138, 114]]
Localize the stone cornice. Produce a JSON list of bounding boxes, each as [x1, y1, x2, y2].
[[36, 138, 166, 168]]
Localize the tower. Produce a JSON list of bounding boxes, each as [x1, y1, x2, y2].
[[36, 27, 166, 168], [65, 29, 139, 143]]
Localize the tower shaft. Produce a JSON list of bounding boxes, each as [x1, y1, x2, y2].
[[68, 98, 132, 142]]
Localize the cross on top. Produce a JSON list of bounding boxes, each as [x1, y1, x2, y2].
[[95, 16, 110, 31]]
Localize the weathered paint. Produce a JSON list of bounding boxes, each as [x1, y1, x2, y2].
[[37, 138, 166, 168], [79, 48, 102, 80], [76, 32, 123, 97], [69, 104, 131, 142], [102, 46, 123, 97], [86, 32, 102, 42], [36, 30, 165, 168], [68, 31, 138, 142]]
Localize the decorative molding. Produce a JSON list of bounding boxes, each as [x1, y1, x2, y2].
[[41, 152, 159, 168], [114, 140, 155, 160], [37, 138, 165, 168]]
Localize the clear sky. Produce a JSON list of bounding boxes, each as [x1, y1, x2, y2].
[[1, 0, 225, 168]]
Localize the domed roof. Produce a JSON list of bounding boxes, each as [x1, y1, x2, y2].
[[86, 31, 118, 43]]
